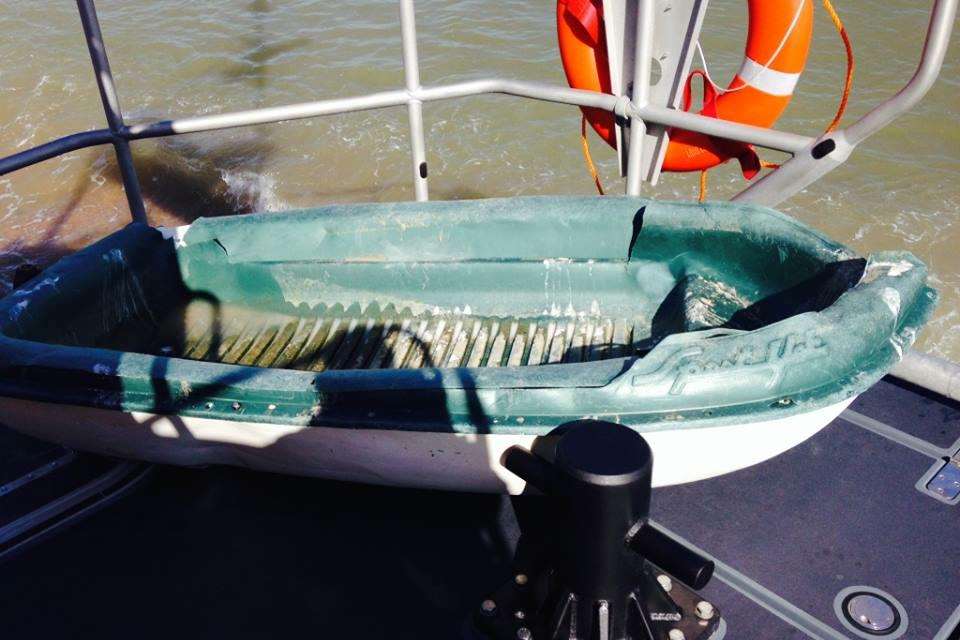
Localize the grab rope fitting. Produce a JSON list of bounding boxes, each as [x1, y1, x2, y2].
[[572, 0, 854, 200]]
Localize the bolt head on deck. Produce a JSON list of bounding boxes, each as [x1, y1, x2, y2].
[[695, 600, 714, 620], [657, 574, 673, 592]]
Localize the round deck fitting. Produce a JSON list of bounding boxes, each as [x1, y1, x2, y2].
[[475, 421, 720, 640], [834, 586, 908, 639]]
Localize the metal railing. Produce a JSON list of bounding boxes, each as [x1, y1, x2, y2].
[[2, 0, 954, 212], [0, 0, 958, 388]]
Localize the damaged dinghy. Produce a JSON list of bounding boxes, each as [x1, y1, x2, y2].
[[0, 197, 936, 492]]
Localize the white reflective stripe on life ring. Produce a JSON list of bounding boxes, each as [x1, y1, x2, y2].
[[736, 56, 802, 96]]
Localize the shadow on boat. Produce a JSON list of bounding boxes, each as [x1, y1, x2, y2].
[[14, 265, 519, 573], [0, 271, 521, 630]]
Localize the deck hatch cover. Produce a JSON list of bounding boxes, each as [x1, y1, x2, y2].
[[834, 586, 909, 639], [925, 458, 960, 502]]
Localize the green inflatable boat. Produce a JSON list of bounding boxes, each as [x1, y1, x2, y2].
[[0, 197, 935, 492]]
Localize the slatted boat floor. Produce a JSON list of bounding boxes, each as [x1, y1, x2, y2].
[[112, 301, 647, 370]]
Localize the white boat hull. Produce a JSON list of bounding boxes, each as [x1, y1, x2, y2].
[[0, 396, 854, 493]]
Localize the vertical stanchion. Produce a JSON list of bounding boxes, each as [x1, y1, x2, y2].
[[76, 0, 147, 224], [400, 0, 429, 202], [625, 0, 654, 196]]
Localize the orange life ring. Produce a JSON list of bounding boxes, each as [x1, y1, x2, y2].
[[557, 0, 814, 177]]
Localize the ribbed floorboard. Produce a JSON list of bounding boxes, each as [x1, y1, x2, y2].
[[150, 304, 643, 371]]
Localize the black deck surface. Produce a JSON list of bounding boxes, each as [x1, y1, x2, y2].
[[1, 376, 957, 639], [655, 379, 960, 639]]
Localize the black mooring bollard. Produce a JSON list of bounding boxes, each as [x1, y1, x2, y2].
[[471, 420, 723, 640]]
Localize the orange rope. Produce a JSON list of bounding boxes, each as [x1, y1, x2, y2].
[[580, 115, 605, 195], [697, 0, 854, 202], [821, 0, 855, 133]]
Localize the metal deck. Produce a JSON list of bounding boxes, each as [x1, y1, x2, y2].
[[0, 376, 956, 639]]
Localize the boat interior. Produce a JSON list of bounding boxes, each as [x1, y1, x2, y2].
[[6, 202, 866, 375]]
